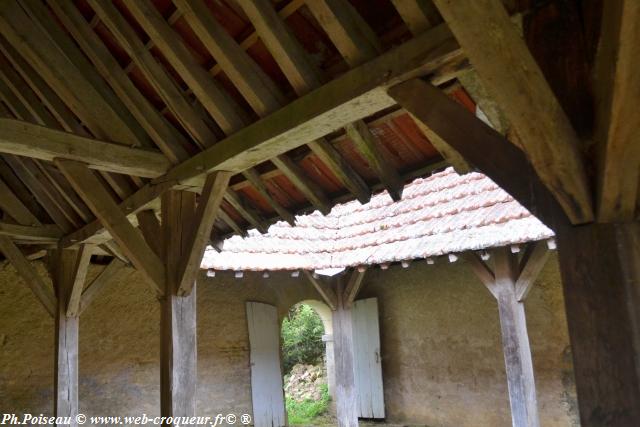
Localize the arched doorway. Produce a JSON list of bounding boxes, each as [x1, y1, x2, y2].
[[281, 300, 335, 425]]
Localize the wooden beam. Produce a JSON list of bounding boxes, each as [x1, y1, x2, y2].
[[125, 0, 248, 135], [391, 0, 442, 35], [55, 160, 165, 295], [409, 113, 471, 174], [65, 245, 93, 317], [0, 0, 149, 148], [47, 0, 190, 164], [79, 258, 126, 315], [174, 0, 285, 117], [388, 79, 564, 227], [242, 168, 295, 226], [0, 222, 61, 243], [492, 247, 540, 427], [0, 235, 55, 316], [431, 0, 593, 224], [346, 120, 404, 201], [136, 210, 163, 259], [61, 26, 463, 245], [177, 171, 232, 295], [303, 271, 338, 311], [463, 251, 498, 299], [87, 0, 216, 148], [0, 119, 170, 177], [515, 242, 549, 302], [0, 176, 41, 226], [343, 267, 367, 308], [271, 155, 332, 215], [556, 222, 640, 426], [223, 189, 268, 233], [50, 248, 79, 424], [593, 0, 640, 221], [306, 0, 381, 67], [237, 0, 322, 96], [161, 190, 198, 417], [308, 139, 370, 204]]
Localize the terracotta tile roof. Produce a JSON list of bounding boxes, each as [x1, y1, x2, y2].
[[201, 168, 554, 271]]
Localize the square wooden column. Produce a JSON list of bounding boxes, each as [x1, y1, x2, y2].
[[332, 276, 359, 427], [51, 249, 80, 427], [160, 191, 198, 419], [556, 222, 640, 426], [492, 248, 540, 427]]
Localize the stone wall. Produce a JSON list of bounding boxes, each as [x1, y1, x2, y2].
[[0, 253, 578, 426]]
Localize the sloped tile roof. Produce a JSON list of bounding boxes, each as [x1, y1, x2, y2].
[[201, 168, 554, 271]]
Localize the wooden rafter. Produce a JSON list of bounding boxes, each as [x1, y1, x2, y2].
[[47, 0, 190, 164], [593, 0, 640, 222], [0, 222, 61, 243], [390, 0, 442, 35], [346, 120, 404, 201], [432, 0, 593, 224], [0, 176, 41, 226], [60, 25, 463, 247], [55, 159, 165, 296], [343, 267, 367, 308], [515, 242, 549, 302], [0, 235, 55, 316]]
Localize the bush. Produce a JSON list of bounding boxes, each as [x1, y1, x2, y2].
[[286, 383, 330, 425], [281, 304, 324, 374]]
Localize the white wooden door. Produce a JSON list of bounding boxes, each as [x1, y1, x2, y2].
[[246, 302, 286, 427], [352, 298, 385, 418]]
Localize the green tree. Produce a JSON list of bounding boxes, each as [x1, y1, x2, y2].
[[281, 304, 324, 373]]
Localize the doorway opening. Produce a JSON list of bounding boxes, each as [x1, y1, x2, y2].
[[281, 301, 334, 425]]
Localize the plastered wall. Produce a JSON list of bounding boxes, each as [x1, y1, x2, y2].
[[0, 254, 578, 426]]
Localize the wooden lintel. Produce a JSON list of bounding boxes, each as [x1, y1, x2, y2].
[[177, 171, 232, 296], [303, 271, 338, 311], [0, 222, 61, 242], [0, 235, 55, 316], [55, 159, 165, 296]]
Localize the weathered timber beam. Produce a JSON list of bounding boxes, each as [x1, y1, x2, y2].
[[343, 268, 367, 308], [463, 252, 498, 298], [304, 271, 338, 311], [346, 120, 404, 201], [0, 235, 55, 316], [55, 160, 165, 296], [0, 176, 41, 226], [0, 119, 170, 178], [66, 244, 93, 317], [177, 171, 232, 295], [594, 0, 640, 221], [515, 241, 549, 302], [432, 0, 593, 224], [60, 26, 463, 246], [79, 258, 126, 315], [389, 79, 565, 227], [391, 0, 442, 34], [0, 222, 62, 242]]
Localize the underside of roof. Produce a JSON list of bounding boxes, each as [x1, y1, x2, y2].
[[201, 167, 555, 271]]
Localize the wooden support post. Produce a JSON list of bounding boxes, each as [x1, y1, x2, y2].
[[467, 245, 546, 427], [160, 191, 197, 420], [332, 275, 359, 427], [556, 222, 640, 427], [51, 249, 80, 427], [492, 248, 540, 427]]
